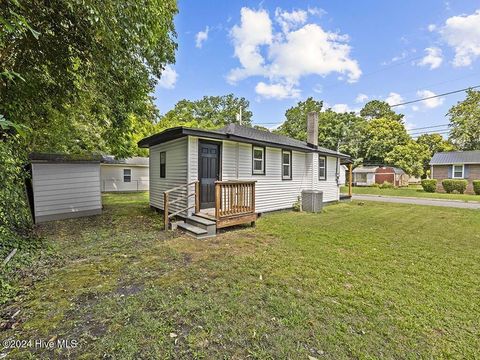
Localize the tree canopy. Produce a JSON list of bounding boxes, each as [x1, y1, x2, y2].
[[360, 100, 404, 122], [276, 97, 323, 141], [385, 141, 430, 178], [448, 89, 480, 151], [157, 94, 252, 131], [1, 0, 178, 157]]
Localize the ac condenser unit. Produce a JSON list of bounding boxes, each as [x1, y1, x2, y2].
[[301, 190, 323, 213]]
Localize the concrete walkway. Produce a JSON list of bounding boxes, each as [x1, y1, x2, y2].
[[352, 194, 480, 210]]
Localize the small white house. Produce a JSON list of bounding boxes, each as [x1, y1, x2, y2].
[[30, 153, 102, 223], [138, 113, 351, 235], [100, 156, 149, 192]]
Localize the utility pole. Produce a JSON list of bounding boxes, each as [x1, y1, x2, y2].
[[239, 106, 242, 125]]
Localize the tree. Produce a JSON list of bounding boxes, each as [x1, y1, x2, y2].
[[385, 141, 430, 178], [448, 89, 480, 150], [361, 118, 410, 164], [416, 133, 455, 177], [157, 94, 253, 130], [360, 100, 404, 122], [276, 97, 323, 140], [1, 0, 178, 157]]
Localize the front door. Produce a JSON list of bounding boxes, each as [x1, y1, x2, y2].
[[199, 141, 220, 209]]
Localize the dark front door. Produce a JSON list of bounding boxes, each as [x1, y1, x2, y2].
[[199, 141, 220, 209]]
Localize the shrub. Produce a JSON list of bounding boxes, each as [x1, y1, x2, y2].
[[442, 179, 468, 194], [379, 181, 394, 189], [292, 196, 302, 211], [421, 179, 437, 193], [473, 180, 480, 195]]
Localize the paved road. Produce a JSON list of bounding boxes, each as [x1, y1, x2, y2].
[[352, 194, 480, 210]]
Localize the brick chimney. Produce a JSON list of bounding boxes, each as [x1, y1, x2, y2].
[[307, 112, 318, 147]]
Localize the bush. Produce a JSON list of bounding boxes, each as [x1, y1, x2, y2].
[[421, 179, 437, 193], [442, 179, 468, 194], [379, 181, 394, 189], [292, 196, 301, 211], [473, 180, 480, 195]]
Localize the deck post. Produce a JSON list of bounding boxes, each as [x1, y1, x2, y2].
[[348, 163, 353, 197], [215, 182, 221, 220], [195, 181, 200, 214], [164, 192, 169, 230]]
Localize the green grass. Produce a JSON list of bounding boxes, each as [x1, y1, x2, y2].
[[1, 193, 480, 359], [342, 185, 480, 202]]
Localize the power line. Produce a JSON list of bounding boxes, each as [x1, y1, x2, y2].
[[407, 123, 449, 132], [390, 85, 480, 107]]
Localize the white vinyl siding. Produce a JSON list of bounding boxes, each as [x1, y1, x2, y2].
[[32, 163, 102, 223], [100, 165, 149, 192], [149, 137, 188, 215], [187, 137, 340, 214]]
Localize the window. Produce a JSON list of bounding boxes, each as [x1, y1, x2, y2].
[[252, 146, 265, 175], [123, 169, 131, 183], [355, 173, 367, 183], [282, 150, 292, 180], [452, 164, 464, 179], [160, 151, 166, 178], [319, 156, 327, 180]]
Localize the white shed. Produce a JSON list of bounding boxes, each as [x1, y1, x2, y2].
[[30, 153, 102, 223]]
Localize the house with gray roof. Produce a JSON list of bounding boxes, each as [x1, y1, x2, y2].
[[430, 150, 480, 194], [138, 113, 351, 236]]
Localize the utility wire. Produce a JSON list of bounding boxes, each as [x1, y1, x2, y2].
[[390, 85, 480, 107], [407, 123, 449, 131]]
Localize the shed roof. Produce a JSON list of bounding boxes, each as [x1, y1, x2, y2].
[[352, 166, 378, 173], [430, 150, 480, 165], [138, 124, 350, 159], [29, 152, 101, 164]]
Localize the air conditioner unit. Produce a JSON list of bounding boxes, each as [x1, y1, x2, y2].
[[301, 190, 323, 213]]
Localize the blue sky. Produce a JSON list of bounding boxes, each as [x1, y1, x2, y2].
[[154, 1, 480, 135]]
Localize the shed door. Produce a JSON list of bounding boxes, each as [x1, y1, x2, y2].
[[198, 141, 220, 209]]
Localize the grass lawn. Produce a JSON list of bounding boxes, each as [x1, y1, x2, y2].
[[342, 185, 480, 202], [1, 193, 479, 359]]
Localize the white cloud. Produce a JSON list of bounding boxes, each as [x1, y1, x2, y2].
[[385, 92, 404, 107], [228, 7, 361, 99], [355, 93, 369, 103], [331, 104, 352, 113], [158, 65, 178, 89], [416, 90, 445, 109], [255, 81, 300, 99], [275, 8, 308, 33], [417, 47, 443, 69], [195, 26, 209, 48], [440, 10, 480, 67], [428, 24, 437, 32]]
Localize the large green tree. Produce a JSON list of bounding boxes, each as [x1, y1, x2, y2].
[[416, 133, 455, 177], [448, 89, 480, 150], [1, 0, 177, 157], [361, 117, 410, 164], [276, 97, 323, 140], [157, 94, 253, 130], [360, 100, 404, 122], [385, 141, 430, 178]]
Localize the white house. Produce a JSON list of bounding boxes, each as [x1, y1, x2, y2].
[[138, 113, 351, 237], [100, 156, 149, 192]]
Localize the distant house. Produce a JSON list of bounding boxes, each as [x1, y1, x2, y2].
[[100, 156, 149, 192], [352, 166, 409, 187], [430, 150, 480, 194]]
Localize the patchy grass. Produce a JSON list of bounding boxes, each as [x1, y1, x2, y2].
[[1, 193, 479, 359], [342, 185, 480, 202]]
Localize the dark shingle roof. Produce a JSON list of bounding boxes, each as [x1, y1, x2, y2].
[[430, 151, 480, 165], [138, 124, 349, 158], [101, 155, 149, 166]]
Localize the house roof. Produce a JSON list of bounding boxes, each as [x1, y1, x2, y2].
[[430, 150, 480, 165], [138, 124, 350, 158], [101, 155, 149, 166], [352, 165, 406, 175]]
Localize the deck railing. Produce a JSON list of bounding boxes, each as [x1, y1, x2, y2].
[[164, 181, 199, 229], [214, 181, 256, 220]]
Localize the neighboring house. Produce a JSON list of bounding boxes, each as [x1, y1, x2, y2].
[[29, 153, 102, 223], [430, 150, 480, 194], [138, 113, 351, 235], [338, 164, 348, 186], [353, 165, 409, 187], [100, 156, 149, 192]]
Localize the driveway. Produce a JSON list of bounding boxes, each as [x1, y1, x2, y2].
[[352, 194, 480, 210]]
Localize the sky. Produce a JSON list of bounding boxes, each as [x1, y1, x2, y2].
[[154, 0, 480, 135]]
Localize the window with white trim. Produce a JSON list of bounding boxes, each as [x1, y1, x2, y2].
[[282, 150, 292, 180], [452, 164, 464, 179], [319, 156, 326, 180], [252, 146, 265, 175], [123, 169, 131, 182]]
